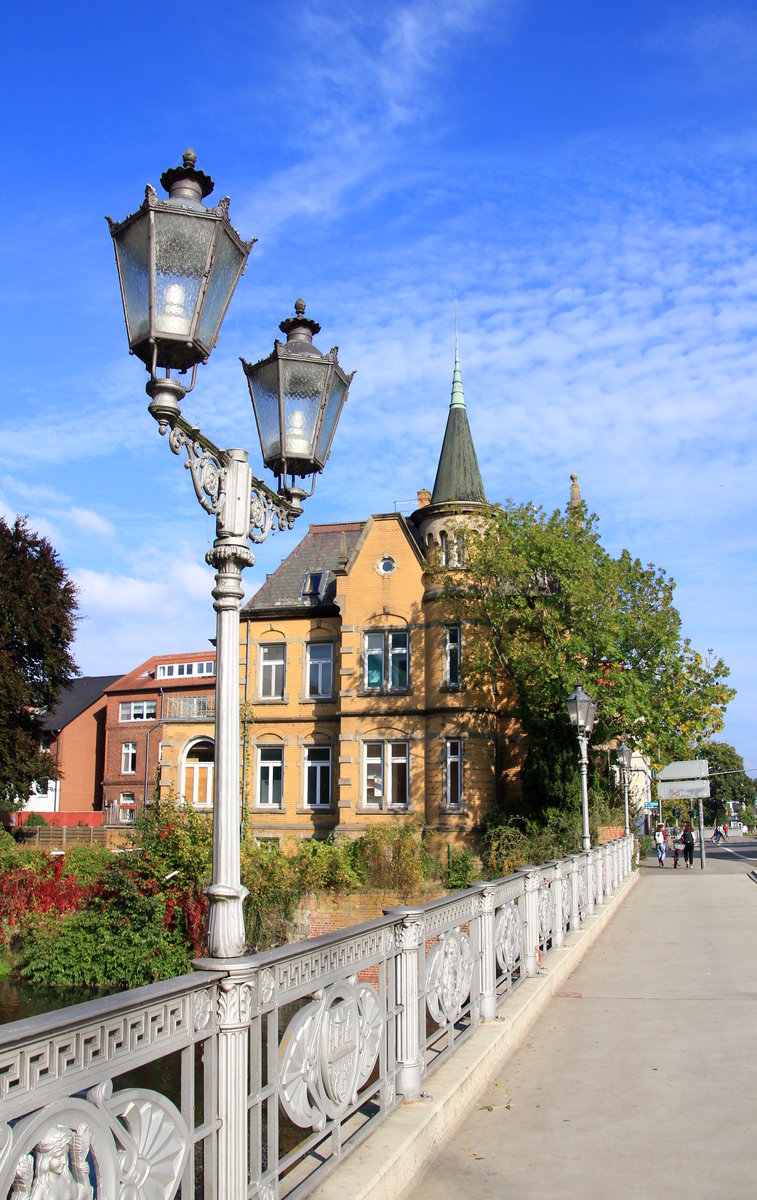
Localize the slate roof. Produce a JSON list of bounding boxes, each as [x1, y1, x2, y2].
[[244, 522, 365, 613], [42, 676, 121, 732]]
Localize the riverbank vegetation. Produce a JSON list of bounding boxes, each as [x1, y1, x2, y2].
[[0, 795, 618, 994], [0, 807, 451, 992]]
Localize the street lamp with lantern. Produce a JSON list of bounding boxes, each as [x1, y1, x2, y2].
[[107, 151, 354, 958], [615, 740, 632, 838], [566, 681, 597, 851]]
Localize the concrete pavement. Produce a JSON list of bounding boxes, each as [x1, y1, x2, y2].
[[401, 843, 757, 1199]]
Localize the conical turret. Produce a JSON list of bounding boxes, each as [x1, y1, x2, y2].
[[429, 343, 487, 506]]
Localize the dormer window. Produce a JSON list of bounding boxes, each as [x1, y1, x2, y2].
[[302, 571, 329, 601], [157, 660, 215, 679]]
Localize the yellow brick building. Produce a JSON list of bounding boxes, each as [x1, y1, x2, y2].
[[157, 349, 518, 849], [237, 349, 512, 850]]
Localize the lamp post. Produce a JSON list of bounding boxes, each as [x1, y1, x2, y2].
[[566, 681, 597, 851], [616, 740, 632, 838], [108, 151, 354, 958]]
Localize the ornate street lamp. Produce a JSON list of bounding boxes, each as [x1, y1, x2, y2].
[[615, 740, 632, 837], [242, 298, 353, 508], [566, 682, 597, 851], [107, 152, 354, 959]]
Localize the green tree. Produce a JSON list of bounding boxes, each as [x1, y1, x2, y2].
[[697, 741, 756, 826], [436, 502, 734, 818], [0, 517, 78, 808]]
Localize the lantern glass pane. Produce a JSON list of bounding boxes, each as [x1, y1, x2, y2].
[[198, 228, 246, 350], [250, 358, 282, 464], [152, 211, 215, 338], [315, 373, 347, 464], [281, 358, 328, 467], [114, 214, 149, 347]]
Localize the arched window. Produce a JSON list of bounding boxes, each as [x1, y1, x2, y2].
[[182, 738, 215, 807], [439, 531, 449, 566]]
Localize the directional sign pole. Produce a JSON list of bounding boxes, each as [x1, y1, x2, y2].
[[698, 797, 706, 870]]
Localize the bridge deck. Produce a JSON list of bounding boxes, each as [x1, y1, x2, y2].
[[401, 841, 757, 1199]]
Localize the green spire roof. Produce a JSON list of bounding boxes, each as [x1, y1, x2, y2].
[[430, 348, 487, 506]]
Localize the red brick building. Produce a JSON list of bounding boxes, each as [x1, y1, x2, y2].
[[22, 676, 120, 824], [102, 651, 216, 824]]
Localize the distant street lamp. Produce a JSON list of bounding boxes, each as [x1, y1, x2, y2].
[[108, 151, 354, 958], [566, 682, 597, 851], [615, 740, 632, 837]]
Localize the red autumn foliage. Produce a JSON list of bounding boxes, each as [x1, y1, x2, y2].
[[0, 855, 97, 941]]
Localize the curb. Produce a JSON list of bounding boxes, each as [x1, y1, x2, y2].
[[311, 868, 639, 1200]]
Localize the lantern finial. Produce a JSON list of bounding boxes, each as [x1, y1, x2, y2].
[[279, 298, 321, 340], [160, 150, 214, 200]]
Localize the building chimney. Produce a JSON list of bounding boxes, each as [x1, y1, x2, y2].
[[417, 488, 431, 509]]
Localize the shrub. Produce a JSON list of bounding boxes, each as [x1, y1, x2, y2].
[[351, 823, 427, 897], [15, 862, 195, 989], [446, 847, 477, 890], [24, 813, 48, 827], [130, 798, 213, 890]]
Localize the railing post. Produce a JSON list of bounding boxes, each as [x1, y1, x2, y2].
[[606, 844, 616, 897], [523, 871, 541, 976], [586, 848, 597, 913], [216, 971, 253, 1199], [553, 862, 565, 948], [475, 883, 497, 1021], [599, 844, 609, 900], [565, 857, 578, 930], [614, 840, 622, 886], [386, 907, 425, 1101]]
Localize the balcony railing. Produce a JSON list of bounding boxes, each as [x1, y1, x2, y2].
[[163, 695, 216, 720], [0, 836, 633, 1200]]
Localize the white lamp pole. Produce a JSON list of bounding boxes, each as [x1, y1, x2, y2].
[[566, 682, 598, 851], [616, 741, 632, 839], [108, 152, 354, 958]]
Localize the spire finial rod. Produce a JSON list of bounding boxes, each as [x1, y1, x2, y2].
[[450, 294, 465, 410]]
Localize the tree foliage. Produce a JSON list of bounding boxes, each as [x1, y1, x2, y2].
[[0, 517, 78, 807], [696, 741, 756, 825], [435, 502, 734, 815]]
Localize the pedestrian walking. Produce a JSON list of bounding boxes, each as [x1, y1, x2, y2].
[[654, 825, 666, 866], [682, 823, 695, 869]]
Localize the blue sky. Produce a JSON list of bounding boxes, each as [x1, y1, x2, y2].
[[2, 1, 757, 768]]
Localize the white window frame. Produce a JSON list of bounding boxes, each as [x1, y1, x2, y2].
[[118, 792, 136, 823], [307, 642, 334, 698], [260, 645, 286, 699], [121, 742, 137, 774], [444, 626, 461, 688], [363, 631, 410, 692], [305, 746, 332, 808], [258, 746, 283, 808], [445, 738, 463, 808], [363, 740, 409, 809], [119, 700, 158, 722], [157, 660, 215, 679], [182, 738, 215, 807]]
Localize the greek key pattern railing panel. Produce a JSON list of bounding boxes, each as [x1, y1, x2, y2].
[[0, 982, 217, 1116], [265, 925, 391, 1002], [0, 838, 633, 1200]]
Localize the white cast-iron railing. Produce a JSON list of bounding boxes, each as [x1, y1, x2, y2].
[[0, 835, 633, 1200]]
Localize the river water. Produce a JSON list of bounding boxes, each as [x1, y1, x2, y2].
[[0, 976, 103, 1025]]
